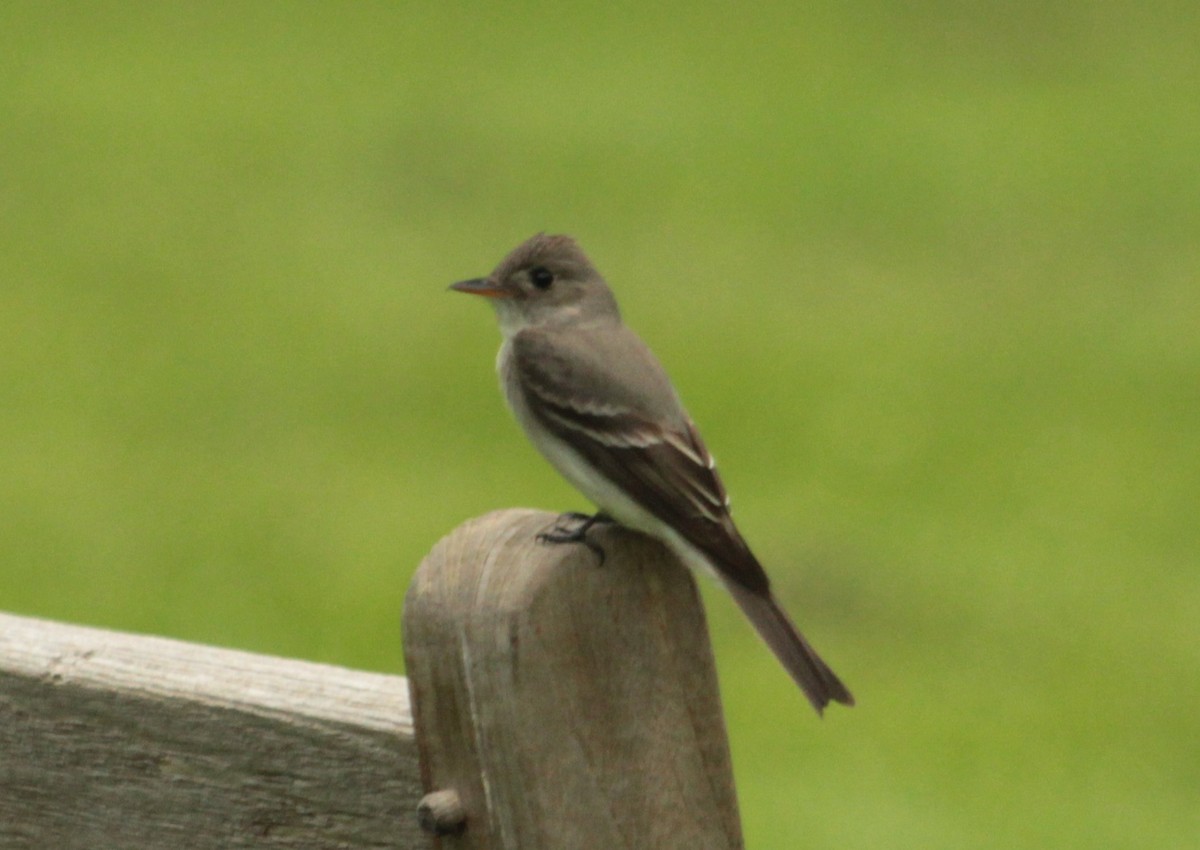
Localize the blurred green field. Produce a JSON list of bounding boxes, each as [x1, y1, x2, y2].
[[2, 3, 1197, 847]]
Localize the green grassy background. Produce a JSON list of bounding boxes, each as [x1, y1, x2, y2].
[[3, 3, 1197, 847]]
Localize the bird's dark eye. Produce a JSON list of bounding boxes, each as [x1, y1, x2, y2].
[[530, 267, 554, 290]]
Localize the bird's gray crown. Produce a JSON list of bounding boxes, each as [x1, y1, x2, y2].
[[492, 233, 597, 284]]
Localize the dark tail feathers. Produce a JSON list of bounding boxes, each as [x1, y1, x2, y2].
[[726, 582, 854, 715]]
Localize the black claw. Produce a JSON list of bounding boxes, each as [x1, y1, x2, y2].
[[536, 512, 614, 564]]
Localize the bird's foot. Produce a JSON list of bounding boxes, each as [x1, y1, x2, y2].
[[536, 512, 614, 565]]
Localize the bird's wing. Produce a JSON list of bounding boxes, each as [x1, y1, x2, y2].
[[511, 327, 771, 595]]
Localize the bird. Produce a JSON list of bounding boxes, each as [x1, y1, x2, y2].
[[450, 233, 853, 714]]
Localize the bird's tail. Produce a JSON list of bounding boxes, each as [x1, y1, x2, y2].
[[725, 582, 854, 715]]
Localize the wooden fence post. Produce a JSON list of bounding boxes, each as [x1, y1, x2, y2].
[[403, 508, 744, 850]]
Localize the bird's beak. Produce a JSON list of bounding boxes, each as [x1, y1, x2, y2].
[[450, 277, 510, 298]]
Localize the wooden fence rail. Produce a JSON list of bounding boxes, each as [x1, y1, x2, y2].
[[0, 610, 421, 849], [1, 509, 743, 849]]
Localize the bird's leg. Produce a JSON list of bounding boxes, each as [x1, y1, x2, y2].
[[537, 512, 615, 564]]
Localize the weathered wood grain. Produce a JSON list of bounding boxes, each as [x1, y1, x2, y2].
[[0, 611, 422, 849], [404, 508, 744, 850]]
